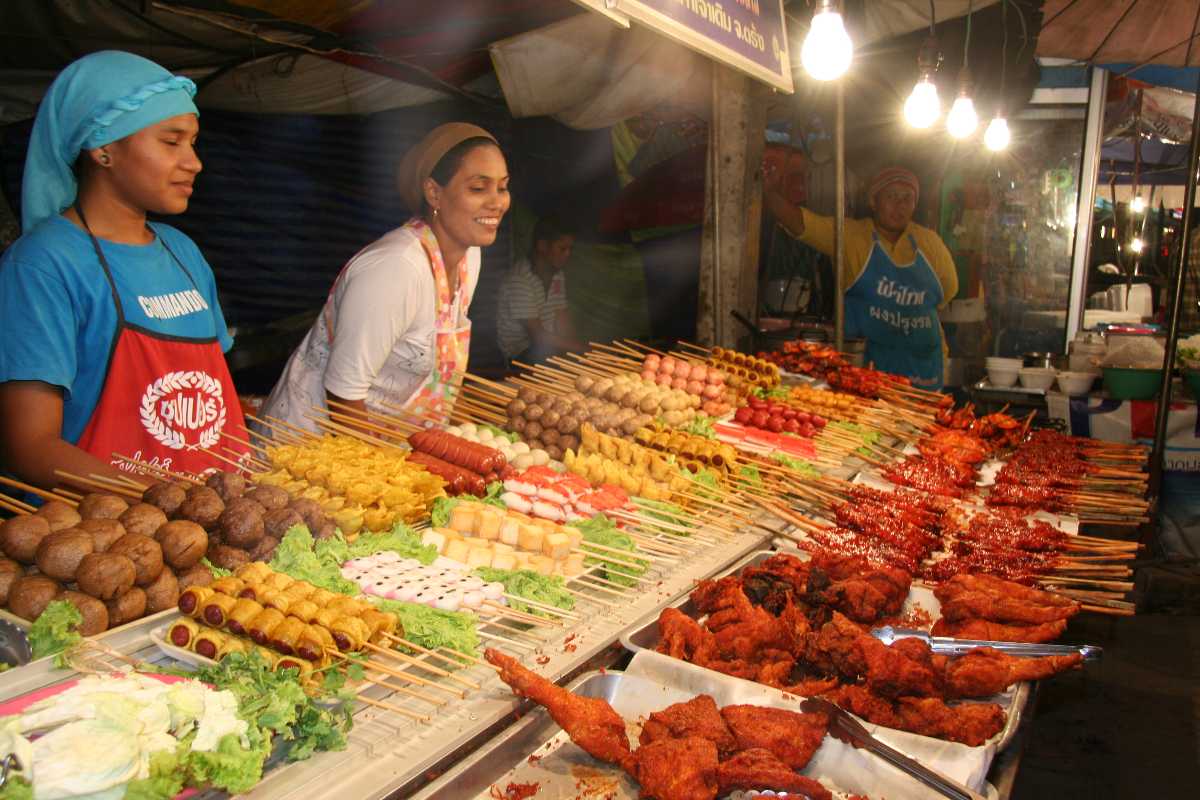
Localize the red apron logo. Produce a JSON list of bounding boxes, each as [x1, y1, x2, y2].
[[138, 371, 227, 450]]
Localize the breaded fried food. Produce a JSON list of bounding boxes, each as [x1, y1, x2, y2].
[[719, 704, 829, 770], [632, 736, 718, 800], [716, 748, 833, 800], [638, 694, 736, 757]]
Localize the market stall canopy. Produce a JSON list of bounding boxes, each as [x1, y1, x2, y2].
[[1038, 0, 1200, 67]]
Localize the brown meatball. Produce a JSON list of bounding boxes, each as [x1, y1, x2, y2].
[[218, 498, 266, 548], [262, 507, 304, 540], [541, 408, 561, 428], [557, 414, 580, 435], [541, 428, 561, 446], [75, 552, 136, 600], [207, 544, 250, 572], [524, 403, 545, 421], [507, 397, 528, 416], [104, 587, 147, 628], [157, 521, 208, 570], [76, 519, 126, 553], [142, 482, 187, 516], [177, 487, 224, 529], [0, 559, 22, 606], [286, 497, 321, 523], [524, 421, 544, 440], [0, 515, 51, 564], [35, 529, 95, 581], [35, 501, 82, 532], [205, 471, 247, 503], [77, 493, 130, 521], [106, 534, 164, 586], [559, 434, 580, 452], [249, 535, 280, 562], [58, 590, 109, 636], [176, 564, 214, 592], [7, 576, 62, 621], [244, 485, 289, 512], [142, 566, 179, 614], [118, 503, 168, 538]]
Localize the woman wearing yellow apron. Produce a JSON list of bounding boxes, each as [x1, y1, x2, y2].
[[262, 124, 510, 432]]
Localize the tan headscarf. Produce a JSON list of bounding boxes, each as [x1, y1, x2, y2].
[[396, 122, 498, 212]]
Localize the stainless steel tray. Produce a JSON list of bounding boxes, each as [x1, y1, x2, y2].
[[412, 666, 1000, 800], [619, 550, 1030, 753]]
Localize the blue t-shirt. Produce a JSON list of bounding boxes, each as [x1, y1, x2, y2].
[[0, 214, 233, 444]]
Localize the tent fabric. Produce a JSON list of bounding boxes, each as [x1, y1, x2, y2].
[[1038, 0, 1200, 66], [490, 13, 710, 130], [858, 0, 1001, 45]]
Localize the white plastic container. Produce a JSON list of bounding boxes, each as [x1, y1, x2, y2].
[[1056, 371, 1096, 395], [987, 366, 1020, 388], [1019, 366, 1057, 390]]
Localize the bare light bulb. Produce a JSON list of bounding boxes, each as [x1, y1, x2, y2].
[[801, 4, 853, 81], [947, 94, 979, 138], [1130, 196, 1146, 213], [984, 115, 1011, 151], [904, 77, 941, 128], [1130, 237, 1144, 254]]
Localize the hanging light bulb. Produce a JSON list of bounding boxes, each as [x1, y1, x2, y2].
[[904, 76, 941, 128], [946, 82, 979, 139], [904, 36, 943, 129], [984, 114, 1011, 151], [801, 0, 853, 81], [1130, 237, 1145, 254], [1130, 196, 1146, 213]]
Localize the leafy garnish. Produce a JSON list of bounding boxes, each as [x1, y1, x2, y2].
[[480, 424, 518, 443], [681, 415, 717, 439], [122, 748, 187, 800], [772, 453, 820, 477], [737, 464, 763, 485], [574, 515, 648, 587], [202, 557, 233, 578], [372, 599, 480, 656], [473, 568, 575, 617], [28, 600, 82, 662]]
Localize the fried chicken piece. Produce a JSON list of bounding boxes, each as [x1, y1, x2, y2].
[[632, 736, 718, 800], [932, 617, 1068, 643], [689, 575, 745, 615], [742, 552, 813, 598], [485, 648, 634, 773], [808, 553, 913, 623], [657, 607, 718, 662], [638, 694, 737, 757], [806, 611, 943, 698], [720, 704, 829, 770], [943, 647, 1083, 698], [935, 574, 1081, 625], [700, 582, 797, 661], [823, 684, 1006, 747], [716, 748, 833, 800]]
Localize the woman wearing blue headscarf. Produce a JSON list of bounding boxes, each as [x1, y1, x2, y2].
[[0, 51, 249, 489]]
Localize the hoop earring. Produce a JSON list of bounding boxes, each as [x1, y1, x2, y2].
[[99, 153, 111, 166]]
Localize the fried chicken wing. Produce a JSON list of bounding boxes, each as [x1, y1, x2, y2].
[[822, 684, 1006, 747], [657, 607, 717, 662], [943, 647, 1083, 698], [931, 617, 1068, 643], [632, 736, 718, 800], [719, 704, 829, 770], [807, 553, 913, 623], [716, 748, 833, 800], [485, 648, 634, 773], [638, 694, 737, 757], [807, 611, 943, 698]]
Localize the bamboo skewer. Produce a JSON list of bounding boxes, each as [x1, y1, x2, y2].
[[361, 641, 481, 689], [381, 632, 502, 672], [357, 672, 446, 709], [0, 495, 35, 515], [0, 475, 78, 506], [110, 453, 202, 486], [52, 470, 143, 500]]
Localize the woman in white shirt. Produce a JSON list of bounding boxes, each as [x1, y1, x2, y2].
[[262, 123, 510, 431]]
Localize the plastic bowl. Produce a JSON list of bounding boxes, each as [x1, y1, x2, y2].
[[1103, 367, 1161, 400], [1055, 371, 1096, 396], [986, 357, 1023, 370], [987, 367, 1020, 388], [1018, 367, 1057, 391]]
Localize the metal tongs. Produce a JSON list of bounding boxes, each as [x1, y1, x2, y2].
[[800, 697, 986, 800], [871, 626, 1103, 661]]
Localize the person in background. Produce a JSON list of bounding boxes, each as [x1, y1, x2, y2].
[[0, 50, 247, 489], [765, 166, 958, 390], [497, 216, 582, 366], [261, 123, 510, 431]]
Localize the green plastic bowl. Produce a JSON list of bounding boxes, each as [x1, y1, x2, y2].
[[1103, 367, 1161, 400]]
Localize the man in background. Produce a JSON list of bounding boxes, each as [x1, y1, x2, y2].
[[497, 216, 582, 366]]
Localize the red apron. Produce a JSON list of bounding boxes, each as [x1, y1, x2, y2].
[[73, 208, 249, 479]]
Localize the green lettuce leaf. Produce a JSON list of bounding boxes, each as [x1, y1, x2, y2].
[[28, 600, 82, 661], [123, 749, 186, 800], [372, 599, 480, 656], [184, 728, 270, 795], [680, 415, 717, 439], [0, 777, 31, 800], [201, 557, 233, 578], [473, 568, 575, 617], [430, 483, 506, 527], [772, 453, 820, 477], [573, 515, 648, 587], [737, 464, 763, 485]]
